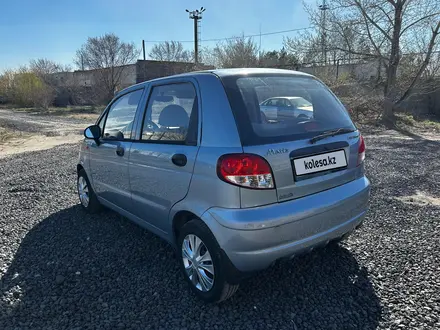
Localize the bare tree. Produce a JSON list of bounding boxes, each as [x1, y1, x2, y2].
[[284, 18, 367, 65], [212, 36, 259, 68], [30, 59, 71, 77], [285, 0, 440, 120], [149, 41, 192, 62], [29, 59, 71, 97], [74, 33, 139, 100]]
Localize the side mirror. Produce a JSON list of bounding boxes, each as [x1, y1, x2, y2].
[[84, 125, 101, 144]]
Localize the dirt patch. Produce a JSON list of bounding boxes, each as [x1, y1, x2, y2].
[[363, 128, 440, 142], [395, 191, 440, 207], [0, 108, 92, 157], [0, 134, 81, 158]]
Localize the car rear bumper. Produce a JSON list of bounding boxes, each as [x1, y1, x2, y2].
[[202, 176, 370, 272]]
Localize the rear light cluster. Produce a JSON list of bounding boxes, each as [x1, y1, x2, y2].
[[357, 134, 366, 166], [217, 154, 274, 189]]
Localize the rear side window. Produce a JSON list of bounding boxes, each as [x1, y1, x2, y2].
[[141, 83, 198, 144], [221, 75, 355, 145]]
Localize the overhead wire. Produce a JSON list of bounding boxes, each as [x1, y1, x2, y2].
[[142, 26, 315, 44]]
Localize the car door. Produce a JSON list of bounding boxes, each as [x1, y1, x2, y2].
[[277, 98, 297, 120], [129, 80, 200, 233], [260, 98, 278, 121], [88, 88, 144, 210], [292, 97, 314, 119]]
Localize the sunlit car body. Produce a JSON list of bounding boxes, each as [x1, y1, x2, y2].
[[77, 68, 370, 303], [260, 96, 314, 121]]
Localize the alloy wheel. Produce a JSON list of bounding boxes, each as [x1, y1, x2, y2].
[[182, 234, 215, 292], [77, 176, 90, 207]]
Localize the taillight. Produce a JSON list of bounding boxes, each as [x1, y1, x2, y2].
[[357, 135, 366, 166], [217, 154, 275, 189]]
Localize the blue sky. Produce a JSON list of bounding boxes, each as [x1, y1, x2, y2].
[[0, 0, 313, 71]]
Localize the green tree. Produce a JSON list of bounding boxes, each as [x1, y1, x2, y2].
[[13, 70, 54, 108], [260, 48, 299, 69]]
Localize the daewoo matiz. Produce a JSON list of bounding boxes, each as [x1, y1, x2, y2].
[[77, 68, 370, 302]]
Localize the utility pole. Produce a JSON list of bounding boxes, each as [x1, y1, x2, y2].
[[80, 52, 85, 71], [142, 40, 146, 60], [186, 7, 206, 65], [319, 0, 330, 65]]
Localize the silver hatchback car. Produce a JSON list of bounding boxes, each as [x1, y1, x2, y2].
[[77, 68, 370, 302]]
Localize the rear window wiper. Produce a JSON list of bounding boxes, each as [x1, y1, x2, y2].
[[309, 128, 355, 144]]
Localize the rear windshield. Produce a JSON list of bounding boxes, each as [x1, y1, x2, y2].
[[220, 74, 356, 146]]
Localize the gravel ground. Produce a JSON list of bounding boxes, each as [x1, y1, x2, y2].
[[0, 129, 439, 329]]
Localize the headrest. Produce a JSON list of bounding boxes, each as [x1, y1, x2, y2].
[[158, 104, 189, 127]]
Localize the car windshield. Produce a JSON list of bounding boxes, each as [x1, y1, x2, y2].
[[221, 74, 356, 146]]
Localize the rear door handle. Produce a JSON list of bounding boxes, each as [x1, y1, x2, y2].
[[171, 154, 187, 167], [116, 145, 125, 157]]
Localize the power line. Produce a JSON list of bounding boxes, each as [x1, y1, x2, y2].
[[142, 26, 314, 44]]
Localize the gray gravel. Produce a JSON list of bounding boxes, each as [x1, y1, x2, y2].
[[0, 129, 439, 329]]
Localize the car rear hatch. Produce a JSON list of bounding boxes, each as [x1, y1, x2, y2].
[[220, 72, 362, 204], [242, 135, 361, 202]]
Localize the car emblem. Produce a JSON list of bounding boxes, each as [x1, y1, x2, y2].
[[267, 148, 288, 156]]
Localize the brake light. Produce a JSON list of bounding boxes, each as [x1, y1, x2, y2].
[[217, 154, 275, 189], [357, 135, 366, 165]]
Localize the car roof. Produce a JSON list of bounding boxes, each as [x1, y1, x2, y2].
[[117, 68, 313, 96], [266, 96, 305, 100], [209, 68, 313, 77]]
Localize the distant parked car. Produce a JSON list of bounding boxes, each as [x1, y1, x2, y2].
[[260, 96, 314, 121], [77, 68, 370, 303]]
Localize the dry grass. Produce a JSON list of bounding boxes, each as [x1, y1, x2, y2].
[[395, 113, 440, 132], [2, 105, 102, 122], [0, 127, 20, 143], [3, 105, 104, 117], [397, 113, 440, 128], [66, 112, 100, 120]]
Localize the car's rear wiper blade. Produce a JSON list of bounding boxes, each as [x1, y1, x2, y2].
[[309, 128, 355, 144]]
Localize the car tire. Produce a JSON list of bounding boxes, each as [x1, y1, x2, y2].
[[177, 219, 239, 303], [77, 169, 101, 213]]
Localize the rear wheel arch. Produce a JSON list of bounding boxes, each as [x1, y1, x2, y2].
[[176, 217, 240, 302], [77, 164, 84, 174], [172, 210, 198, 244]]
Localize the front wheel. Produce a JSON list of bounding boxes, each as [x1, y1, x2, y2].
[[77, 169, 101, 213], [177, 219, 239, 303]]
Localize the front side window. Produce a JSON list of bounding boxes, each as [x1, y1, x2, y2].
[[103, 89, 143, 140], [268, 99, 278, 106], [221, 75, 356, 145], [284, 99, 293, 108], [97, 112, 105, 133], [141, 83, 197, 143]]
